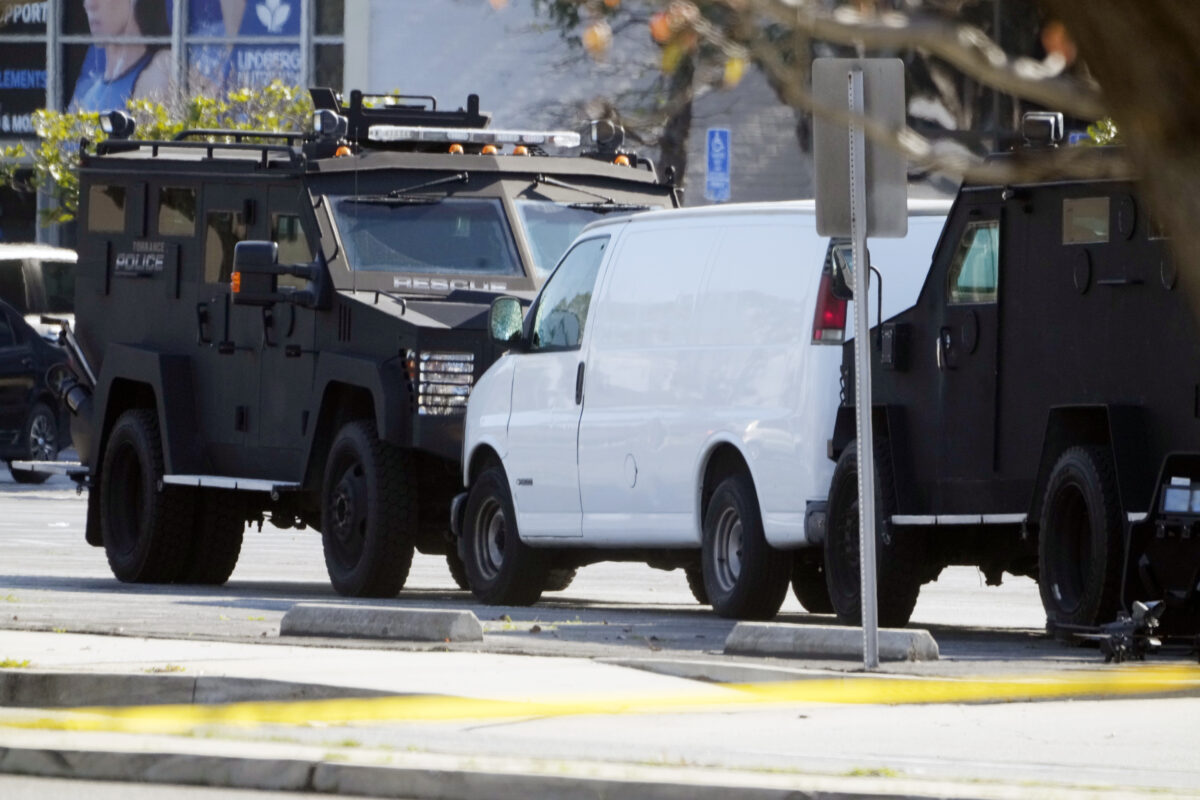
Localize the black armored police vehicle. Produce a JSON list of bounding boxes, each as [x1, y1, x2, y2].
[[825, 117, 1200, 640], [52, 89, 678, 596]]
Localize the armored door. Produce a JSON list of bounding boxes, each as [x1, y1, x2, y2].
[[190, 183, 269, 475], [256, 184, 319, 473], [934, 205, 1003, 514]]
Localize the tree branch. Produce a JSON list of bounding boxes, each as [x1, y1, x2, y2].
[[739, 0, 1106, 121]]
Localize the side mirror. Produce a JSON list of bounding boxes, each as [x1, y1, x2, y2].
[[488, 296, 524, 347], [830, 246, 855, 301], [232, 241, 330, 309]]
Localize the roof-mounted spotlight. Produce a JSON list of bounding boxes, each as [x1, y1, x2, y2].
[[585, 119, 625, 156], [1021, 111, 1063, 148], [313, 109, 348, 141], [100, 110, 136, 140]]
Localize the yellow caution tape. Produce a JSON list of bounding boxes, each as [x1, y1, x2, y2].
[[1, 665, 1197, 736]]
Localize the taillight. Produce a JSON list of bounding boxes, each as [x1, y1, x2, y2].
[[812, 271, 847, 344]]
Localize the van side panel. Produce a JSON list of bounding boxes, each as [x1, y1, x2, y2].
[[577, 223, 721, 545], [692, 221, 831, 547]]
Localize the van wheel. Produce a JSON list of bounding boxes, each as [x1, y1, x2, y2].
[[791, 553, 834, 613], [701, 473, 790, 620], [178, 489, 244, 585], [544, 567, 577, 592], [824, 439, 922, 627], [446, 549, 470, 590], [100, 409, 193, 583], [321, 420, 415, 598], [1038, 446, 1124, 628], [8, 403, 57, 484], [685, 566, 709, 605], [459, 466, 547, 605]]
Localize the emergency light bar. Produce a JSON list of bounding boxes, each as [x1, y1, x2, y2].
[[368, 125, 581, 148]]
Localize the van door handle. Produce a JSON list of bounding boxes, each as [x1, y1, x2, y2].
[[575, 361, 585, 405]]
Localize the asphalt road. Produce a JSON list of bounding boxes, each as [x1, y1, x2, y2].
[[0, 470, 1173, 674]]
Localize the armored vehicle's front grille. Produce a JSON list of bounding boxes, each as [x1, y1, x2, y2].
[[417, 352, 475, 415]]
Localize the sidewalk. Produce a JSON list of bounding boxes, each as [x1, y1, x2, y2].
[[1, 630, 1199, 799]]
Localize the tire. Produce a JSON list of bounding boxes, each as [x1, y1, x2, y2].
[[701, 473, 790, 620], [446, 548, 470, 590], [543, 567, 577, 592], [320, 420, 415, 598], [791, 553, 834, 613], [823, 439, 923, 628], [8, 402, 57, 484], [459, 465, 547, 605], [684, 565, 709, 605], [177, 489, 245, 585], [1038, 446, 1124, 628], [99, 409, 193, 583]]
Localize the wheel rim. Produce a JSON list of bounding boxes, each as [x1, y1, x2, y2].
[[472, 496, 506, 581], [712, 505, 744, 593], [1047, 481, 1090, 614], [28, 412, 56, 461], [327, 456, 368, 569], [106, 440, 144, 557]]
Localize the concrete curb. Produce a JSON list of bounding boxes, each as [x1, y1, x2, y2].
[[724, 623, 940, 662], [0, 671, 395, 708], [0, 740, 1152, 800], [280, 603, 483, 642], [599, 657, 828, 684]]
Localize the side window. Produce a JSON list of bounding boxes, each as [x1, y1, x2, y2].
[[947, 220, 999, 304], [204, 211, 247, 285], [0, 310, 14, 348], [1063, 197, 1109, 244], [158, 187, 197, 237], [272, 213, 312, 289], [0, 260, 28, 313], [531, 236, 608, 351], [88, 184, 126, 233]]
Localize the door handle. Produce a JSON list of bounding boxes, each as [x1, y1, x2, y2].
[[21, 356, 33, 368], [196, 303, 212, 344], [936, 327, 954, 371], [575, 361, 585, 405]]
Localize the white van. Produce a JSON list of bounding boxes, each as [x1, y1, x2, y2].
[[454, 200, 949, 618]]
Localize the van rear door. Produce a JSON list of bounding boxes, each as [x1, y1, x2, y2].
[[504, 235, 610, 538]]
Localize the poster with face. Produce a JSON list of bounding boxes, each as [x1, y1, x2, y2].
[[67, 0, 173, 111]]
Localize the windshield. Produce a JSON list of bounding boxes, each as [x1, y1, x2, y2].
[[330, 196, 522, 275], [515, 202, 619, 279]]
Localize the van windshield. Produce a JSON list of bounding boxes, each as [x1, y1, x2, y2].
[[515, 202, 618, 280], [330, 196, 522, 275]]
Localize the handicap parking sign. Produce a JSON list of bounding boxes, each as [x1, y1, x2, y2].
[[705, 128, 731, 203]]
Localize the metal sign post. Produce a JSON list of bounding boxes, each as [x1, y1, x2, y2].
[[847, 68, 879, 669], [812, 58, 906, 672]]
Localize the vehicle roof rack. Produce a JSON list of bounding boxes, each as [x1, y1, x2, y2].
[[310, 87, 492, 145]]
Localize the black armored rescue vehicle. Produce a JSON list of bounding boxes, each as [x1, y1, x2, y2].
[[50, 90, 678, 596], [825, 120, 1200, 639]]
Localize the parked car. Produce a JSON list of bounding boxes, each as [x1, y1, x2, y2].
[[0, 298, 69, 483], [0, 244, 78, 342], [453, 199, 949, 619]]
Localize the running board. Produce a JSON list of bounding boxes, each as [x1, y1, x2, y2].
[[892, 512, 1149, 525], [161, 475, 302, 497], [10, 460, 90, 479], [891, 514, 1026, 525]]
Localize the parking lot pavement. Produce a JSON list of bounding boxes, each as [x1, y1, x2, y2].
[[1, 628, 1199, 799]]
